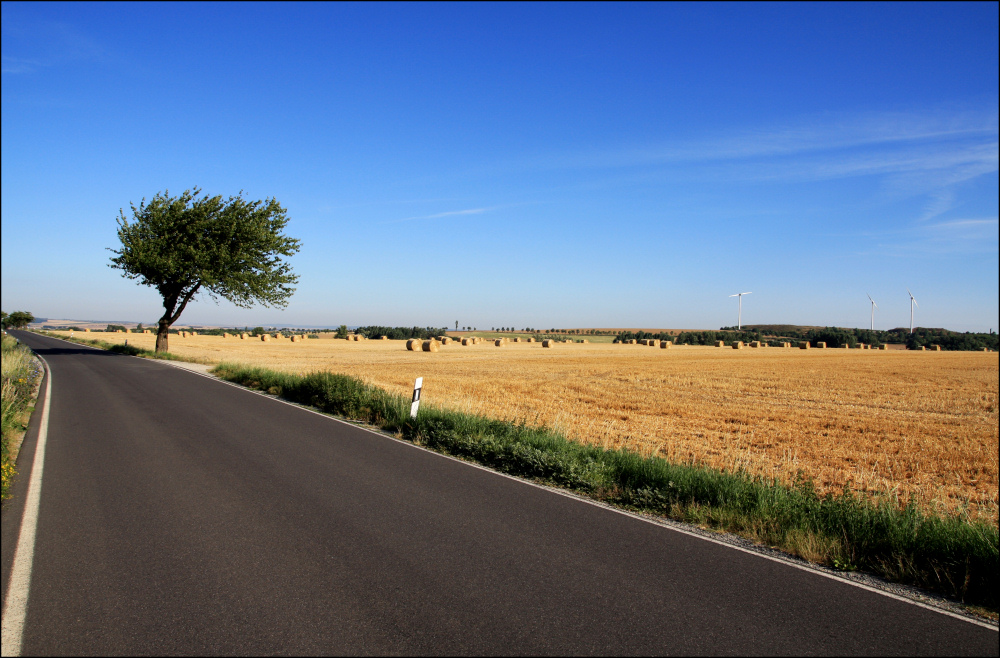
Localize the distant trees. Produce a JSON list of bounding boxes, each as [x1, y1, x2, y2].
[[3, 311, 34, 329], [354, 326, 450, 340]]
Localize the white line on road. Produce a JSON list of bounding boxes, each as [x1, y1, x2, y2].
[[1, 356, 52, 657]]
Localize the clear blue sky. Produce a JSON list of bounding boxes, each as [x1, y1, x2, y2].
[[2, 2, 997, 331]]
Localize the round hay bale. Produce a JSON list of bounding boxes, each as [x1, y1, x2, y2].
[[542, 339, 556, 348], [933, 345, 941, 351], [816, 342, 827, 349], [732, 341, 744, 349], [241, 333, 248, 339], [494, 339, 504, 347], [380, 335, 388, 340], [512, 337, 520, 342], [441, 337, 451, 345], [716, 341, 725, 347], [799, 341, 810, 349], [291, 335, 299, 342], [406, 338, 420, 351], [526, 337, 534, 343], [461, 337, 471, 346], [261, 334, 270, 342], [628, 339, 637, 344], [750, 341, 761, 348], [919, 345, 926, 351], [421, 340, 439, 352], [143, 330, 150, 334], [581, 339, 588, 343], [659, 340, 671, 348]]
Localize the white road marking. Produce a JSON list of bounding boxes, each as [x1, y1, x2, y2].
[[1, 355, 52, 657]]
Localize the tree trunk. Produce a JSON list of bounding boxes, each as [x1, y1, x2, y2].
[[155, 320, 170, 352]]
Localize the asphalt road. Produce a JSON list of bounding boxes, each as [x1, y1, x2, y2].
[[2, 330, 997, 656]]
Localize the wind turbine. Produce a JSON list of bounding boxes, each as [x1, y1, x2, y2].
[[729, 292, 751, 330], [907, 288, 918, 334], [867, 294, 877, 331]]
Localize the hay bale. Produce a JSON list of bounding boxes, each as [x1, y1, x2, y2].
[[240, 333, 248, 339], [84, 328, 91, 332], [919, 346, 926, 351], [512, 337, 520, 342], [815, 342, 826, 349], [461, 337, 471, 346], [842, 344, 850, 348], [933, 345, 941, 351], [495, 339, 504, 347], [291, 335, 299, 342], [750, 341, 761, 348], [629, 339, 637, 345], [880, 345, 888, 350], [782, 342, 791, 348], [716, 341, 725, 348], [542, 339, 556, 348], [380, 335, 388, 340], [440, 337, 451, 345], [406, 338, 419, 351], [143, 330, 150, 334], [421, 340, 439, 352], [732, 341, 744, 349], [526, 337, 534, 343], [659, 340, 671, 349], [581, 339, 588, 344], [261, 334, 270, 342], [799, 341, 810, 349]]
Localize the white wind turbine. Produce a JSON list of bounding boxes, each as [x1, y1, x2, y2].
[[867, 294, 877, 331], [907, 288, 918, 334], [729, 292, 751, 330]]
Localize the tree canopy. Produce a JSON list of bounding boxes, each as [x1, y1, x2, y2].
[[109, 188, 300, 351], [3, 311, 34, 330]]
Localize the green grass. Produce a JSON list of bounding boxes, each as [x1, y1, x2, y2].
[[212, 361, 998, 611], [2, 334, 43, 499]]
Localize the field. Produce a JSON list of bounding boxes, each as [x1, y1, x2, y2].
[[56, 331, 999, 521]]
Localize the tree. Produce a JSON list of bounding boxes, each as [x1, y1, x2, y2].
[[109, 188, 300, 352], [6, 311, 34, 329]]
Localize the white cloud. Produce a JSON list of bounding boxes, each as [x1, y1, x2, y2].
[[383, 207, 494, 224]]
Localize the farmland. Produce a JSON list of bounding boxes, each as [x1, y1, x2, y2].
[[53, 331, 999, 521]]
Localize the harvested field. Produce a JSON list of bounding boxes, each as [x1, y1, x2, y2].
[[60, 331, 999, 520]]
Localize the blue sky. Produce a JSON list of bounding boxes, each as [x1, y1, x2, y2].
[[2, 2, 997, 331]]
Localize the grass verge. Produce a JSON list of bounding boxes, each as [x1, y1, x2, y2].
[[2, 334, 43, 499], [212, 361, 998, 611]]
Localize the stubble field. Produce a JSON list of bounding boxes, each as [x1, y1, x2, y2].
[[62, 331, 999, 521]]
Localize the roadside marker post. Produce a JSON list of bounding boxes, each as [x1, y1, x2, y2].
[[410, 377, 423, 419]]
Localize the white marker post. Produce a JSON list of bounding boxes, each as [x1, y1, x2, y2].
[[410, 377, 423, 419]]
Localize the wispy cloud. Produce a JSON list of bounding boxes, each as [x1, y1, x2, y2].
[[382, 207, 495, 224], [1, 17, 107, 75], [857, 217, 999, 257]]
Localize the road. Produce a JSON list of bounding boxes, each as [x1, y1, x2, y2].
[[2, 330, 997, 655]]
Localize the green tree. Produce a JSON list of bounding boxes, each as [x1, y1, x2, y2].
[[109, 188, 300, 352], [6, 311, 34, 329], [335, 324, 348, 339]]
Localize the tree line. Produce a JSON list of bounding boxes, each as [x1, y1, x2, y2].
[[616, 326, 997, 350], [354, 326, 451, 340]]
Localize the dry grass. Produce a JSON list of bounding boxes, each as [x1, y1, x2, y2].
[[65, 332, 999, 521]]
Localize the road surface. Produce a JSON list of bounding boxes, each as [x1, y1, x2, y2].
[[2, 330, 997, 655]]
